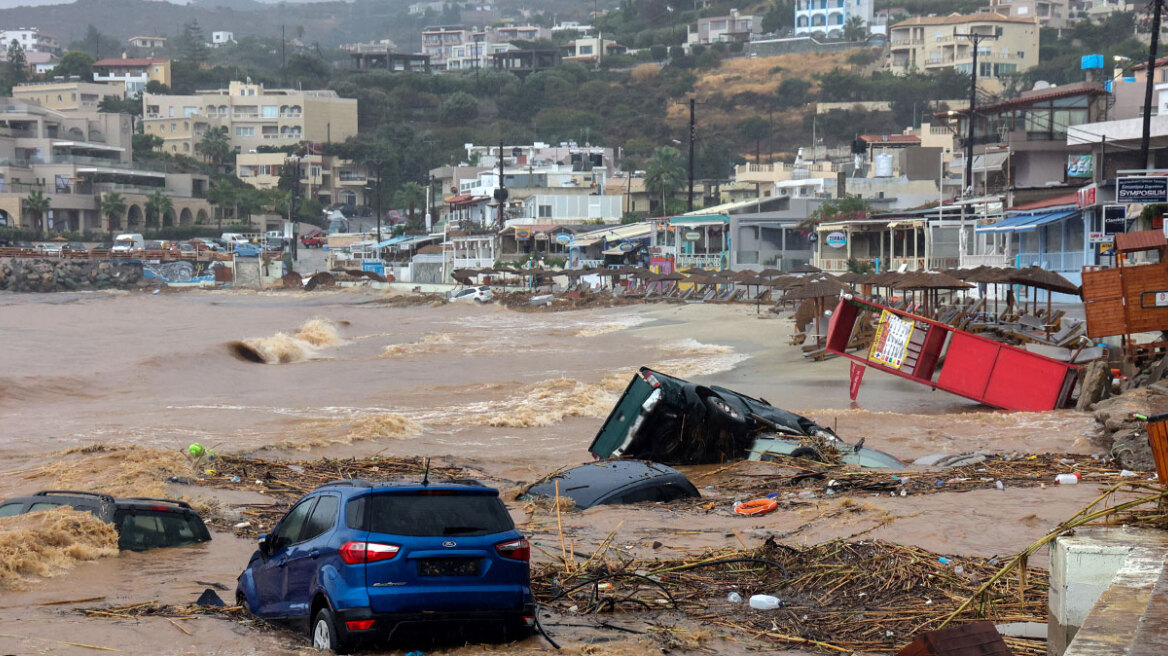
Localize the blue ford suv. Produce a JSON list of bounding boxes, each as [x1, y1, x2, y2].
[[236, 480, 534, 653]]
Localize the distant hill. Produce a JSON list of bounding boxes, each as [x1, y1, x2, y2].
[[0, 0, 418, 48]]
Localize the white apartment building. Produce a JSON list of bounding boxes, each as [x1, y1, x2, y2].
[[988, 0, 1069, 27], [690, 9, 761, 45], [421, 24, 550, 70], [0, 28, 60, 54], [794, 0, 875, 38], [141, 81, 357, 156], [211, 31, 236, 47]]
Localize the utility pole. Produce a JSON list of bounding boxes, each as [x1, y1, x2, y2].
[[688, 97, 696, 212], [493, 139, 508, 229], [281, 24, 287, 87], [955, 30, 997, 198], [1142, 0, 1165, 168]]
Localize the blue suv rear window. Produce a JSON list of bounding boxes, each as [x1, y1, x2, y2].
[[349, 493, 514, 537]]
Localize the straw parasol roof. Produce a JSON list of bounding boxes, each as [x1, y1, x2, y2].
[[896, 271, 974, 290], [1007, 266, 1080, 296], [782, 276, 849, 301], [757, 268, 786, 278], [835, 271, 862, 283], [655, 272, 686, 282]]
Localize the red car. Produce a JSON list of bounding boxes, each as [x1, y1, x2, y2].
[[300, 230, 324, 248]]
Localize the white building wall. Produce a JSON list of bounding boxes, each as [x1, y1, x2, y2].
[[794, 0, 875, 37]]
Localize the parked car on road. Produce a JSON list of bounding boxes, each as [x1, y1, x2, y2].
[[449, 285, 493, 304], [0, 490, 212, 551], [63, 241, 88, 255], [236, 479, 534, 653], [301, 230, 325, 248], [233, 242, 262, 257], [525, 460, 699, 509], [36, 242, 63, 256], [590, 367, 902, 468]]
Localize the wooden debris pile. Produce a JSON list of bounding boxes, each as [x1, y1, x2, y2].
[[532, 537, 1048, 655], [690, 453, 1144, 501]]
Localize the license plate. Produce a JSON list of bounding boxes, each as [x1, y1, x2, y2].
[[417, 558, 480, 577]]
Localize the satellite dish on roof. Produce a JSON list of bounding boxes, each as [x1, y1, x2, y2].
[[1032, 81, 1051, 90]]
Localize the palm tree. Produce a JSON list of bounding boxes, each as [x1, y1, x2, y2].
[[196, 126, 231, 169], [843, 15, 867, 42], [644, 146, 685, 215], [24, 190, 50, 236], [100, 192, 127, 231], [392, 181, 427, 229], [206, 178, 235, 229], [144, 191, 174, 228]]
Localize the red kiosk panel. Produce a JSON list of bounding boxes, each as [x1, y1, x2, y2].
[[982, 349, 1074, 411], [935, 332, 998, 399]]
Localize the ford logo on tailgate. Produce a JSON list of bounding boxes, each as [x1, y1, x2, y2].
[[442, 540, 457, 548]]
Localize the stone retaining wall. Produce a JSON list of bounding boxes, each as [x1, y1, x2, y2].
[[0, 257, 144, 292]]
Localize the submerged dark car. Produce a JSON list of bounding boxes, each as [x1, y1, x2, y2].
[[525, 460, 700, 509], [0, 490, 212, 551], [589, 367, 901, 468]]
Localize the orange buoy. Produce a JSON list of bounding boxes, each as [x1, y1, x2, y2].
[[734, 498, 779, 516]]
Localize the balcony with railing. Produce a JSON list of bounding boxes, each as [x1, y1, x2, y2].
[[961, 253, 1011, 268], [1016, 251, 1086, 272], [676, 252, 727, 270]]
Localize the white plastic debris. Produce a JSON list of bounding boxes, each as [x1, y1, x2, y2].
[[727, 592, 743, 603], [749, 595, 781, 610]]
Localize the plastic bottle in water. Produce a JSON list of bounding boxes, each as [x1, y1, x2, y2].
[[1055, 473, 1081, 485], [749, 595, 782, 610]]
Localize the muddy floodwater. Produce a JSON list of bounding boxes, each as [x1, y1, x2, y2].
[[0, 289, 1109, 655]]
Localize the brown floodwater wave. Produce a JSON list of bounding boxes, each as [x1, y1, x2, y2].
[[0, 508, 119, 590], [228, 318, 343, 364], [0, 374, 100, 405]]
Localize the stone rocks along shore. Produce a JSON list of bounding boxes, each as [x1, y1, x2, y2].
[[0, 257, 144, 293]]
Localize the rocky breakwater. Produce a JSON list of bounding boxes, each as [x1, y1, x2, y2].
[[0, 257, 144, 292]]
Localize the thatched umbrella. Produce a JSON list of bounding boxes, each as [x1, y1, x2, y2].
[[1008, 266, 1080, 317], [757, 268, 786, 279], [782, 276, 849, 339], [897, 271, 973, 315]]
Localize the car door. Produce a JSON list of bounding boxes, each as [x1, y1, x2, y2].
[[283, 494, 339, 618], [253, 497, 316, 618]]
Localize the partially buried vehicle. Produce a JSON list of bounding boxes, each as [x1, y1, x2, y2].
[[0, 490, 212, 551], [589, 367, 901, 468], [525, 460, 700, 509]]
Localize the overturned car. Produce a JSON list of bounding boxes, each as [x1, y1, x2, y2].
[[589, 367, 901, 468]]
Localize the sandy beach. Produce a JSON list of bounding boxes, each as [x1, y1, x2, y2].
[[0, 289, 1118, 655]]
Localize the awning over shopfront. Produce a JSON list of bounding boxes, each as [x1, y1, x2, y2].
[[971, 151, 1009, 173], [975, 209, 1079, 233]]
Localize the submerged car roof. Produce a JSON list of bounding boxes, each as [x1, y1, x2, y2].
[[527, 460, 696, 508]]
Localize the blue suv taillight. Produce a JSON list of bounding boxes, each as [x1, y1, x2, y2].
[[338, 541, 400, 564], [494, 538, 530, 561]]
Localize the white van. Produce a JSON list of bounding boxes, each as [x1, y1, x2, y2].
[[220, 233, 250, 251], [111, 233, 144, 253]]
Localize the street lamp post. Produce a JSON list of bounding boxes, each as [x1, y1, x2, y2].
[[286, 154, 301, 261]]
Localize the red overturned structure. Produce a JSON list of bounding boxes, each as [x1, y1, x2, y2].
[[826, 295, 1080, 411]]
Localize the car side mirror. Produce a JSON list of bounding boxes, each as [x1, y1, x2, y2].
[[257, 533, 270, 556]]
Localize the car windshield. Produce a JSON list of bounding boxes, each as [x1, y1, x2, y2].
[[115, 510, 209, 551], [357, 493, 514, 537]]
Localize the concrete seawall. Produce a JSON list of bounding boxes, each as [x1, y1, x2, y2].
[[0, 257, 144, 292]]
